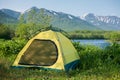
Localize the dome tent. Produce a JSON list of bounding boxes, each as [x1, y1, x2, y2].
[[12, 30, 80, 71]]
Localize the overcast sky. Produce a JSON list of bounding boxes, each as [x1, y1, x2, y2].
[[0, 0, 120, 17]]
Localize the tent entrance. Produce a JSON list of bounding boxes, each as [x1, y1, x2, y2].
[[19, 39, 58, 66]]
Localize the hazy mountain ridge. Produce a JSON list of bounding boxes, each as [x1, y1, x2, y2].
[[1, 9, 21, 19], [0, 11, 18, 24], [81, 13, 120, 30], [0, 7, 120, 31], [22, 7, 100, 31], [0, 9, 21, 24]]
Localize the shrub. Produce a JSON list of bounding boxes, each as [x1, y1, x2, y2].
[[102, 42, 120, 65], [0, 39, 27, 56], [73, 42, 120, 71]]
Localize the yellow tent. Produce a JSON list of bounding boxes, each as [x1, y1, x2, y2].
[[13, 30, 80, 71]]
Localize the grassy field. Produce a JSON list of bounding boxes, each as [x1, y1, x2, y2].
[[1, 57, 120, 80], [0, 40, 120, 80]]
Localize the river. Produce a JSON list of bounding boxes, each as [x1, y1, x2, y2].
[[73, 39, 111, 48]]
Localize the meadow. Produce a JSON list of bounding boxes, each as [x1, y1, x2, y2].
[[0, 39, 120, 80]]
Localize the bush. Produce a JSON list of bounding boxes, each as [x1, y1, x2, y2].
[[0, 24, 14, 39], [73, 42, 120, 71], [0, 39, 27, 56], [102, 42, 120, 65]]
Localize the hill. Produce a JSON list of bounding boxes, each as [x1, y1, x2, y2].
[[0, 7, 120, 31], [22, 7, 100, 31]]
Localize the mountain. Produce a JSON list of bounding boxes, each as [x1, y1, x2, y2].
[[1, 9, 21, 19], [0, 9, 20, 24], [0, 11, 18, 24], [81, 13, 120, 30], [21, 7, 100, 31], [0, 7, 120, 31]]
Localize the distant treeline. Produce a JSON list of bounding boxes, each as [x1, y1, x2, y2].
[[68, 30, 105, 39], [68, 30, 120, 41], [0, 23, 120, 42]]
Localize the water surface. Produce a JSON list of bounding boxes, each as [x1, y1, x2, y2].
[[73, 39, 111, 48]]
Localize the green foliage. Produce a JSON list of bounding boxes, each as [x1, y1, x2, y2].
[[0, 40, 120, 79], [38, 8, 51, 27], [73, 42, 102, 70], [0, 24, 13, 39], [104, 31, 120, 42], [103, 42, 120, 65], [69, 30, 120, 42], [0, 39, 27, 56], [69, 30, 105, 39], [16, 23, 39, 39], [16, 8, 52, 40], [73, 42, 120, 72]]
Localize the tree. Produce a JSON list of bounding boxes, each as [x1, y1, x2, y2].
[[37, 8, 51, 27], [104, 31, 120, 42], [15, 8, 52, 40], [19, 14, 25, 24], [0, 24, 12, 39]]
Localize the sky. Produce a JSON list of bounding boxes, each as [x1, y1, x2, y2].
[[0, 0, 120, 17]]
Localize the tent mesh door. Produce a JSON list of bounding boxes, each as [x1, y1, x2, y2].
[[19, 39, 58, 66]]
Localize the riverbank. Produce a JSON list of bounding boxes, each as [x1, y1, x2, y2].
[[68, 30, 120, 41]]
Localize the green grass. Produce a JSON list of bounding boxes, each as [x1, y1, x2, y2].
[[0, 40, 120, 80], [0, 58, 120, 80]]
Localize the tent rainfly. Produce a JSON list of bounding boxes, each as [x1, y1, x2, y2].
[[12, 30, 80, 71]]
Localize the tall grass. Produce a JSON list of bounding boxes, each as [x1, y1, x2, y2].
[[0, 40, 120, 80]]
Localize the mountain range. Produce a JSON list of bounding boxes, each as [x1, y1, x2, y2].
[[81, 13, 120, 30], [0, 7, 120, 31]]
